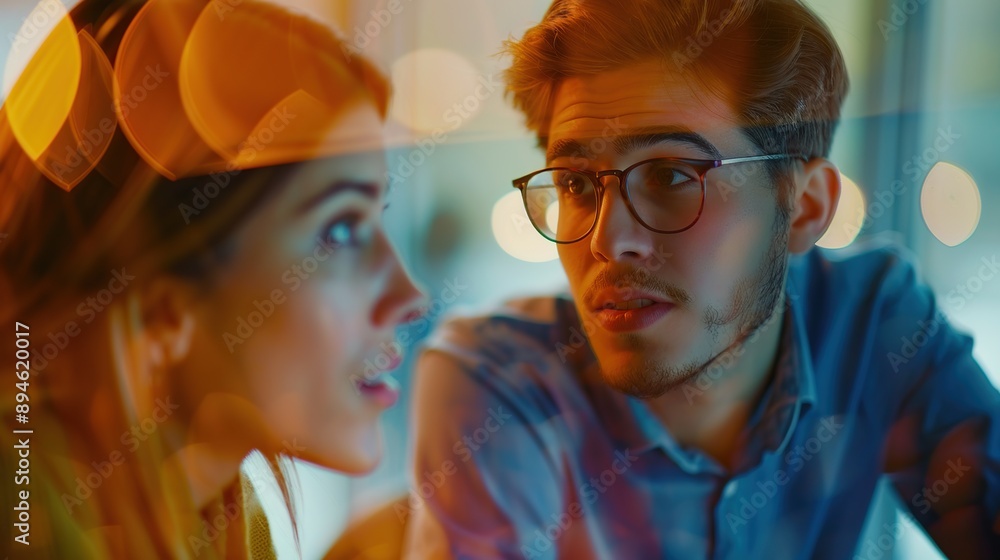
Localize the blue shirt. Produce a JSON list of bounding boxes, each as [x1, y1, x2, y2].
[[402, 243, 1000, 559]]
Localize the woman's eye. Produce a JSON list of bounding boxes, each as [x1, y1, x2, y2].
[[322, 215, 365, 249]]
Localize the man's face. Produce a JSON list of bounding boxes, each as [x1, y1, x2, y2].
[[547, 59, 792, 398]]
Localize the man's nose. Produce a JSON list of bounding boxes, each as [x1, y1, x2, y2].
[[588, 174, 656, 263]]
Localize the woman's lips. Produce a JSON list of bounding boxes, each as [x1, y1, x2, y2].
[[355, 374, 400, 408], [355, 342, 404, 408], [592, 301, 675, 333]]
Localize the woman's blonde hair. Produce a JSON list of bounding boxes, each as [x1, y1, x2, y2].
[[0, 0, 389, 556]]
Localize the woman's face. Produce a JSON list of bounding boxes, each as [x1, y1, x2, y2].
[[175, 103, 425, 474]]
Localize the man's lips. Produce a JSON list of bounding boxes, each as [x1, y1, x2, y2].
[[588, 287, 677, 333], [591, 301, 675, 333], [589, 288, 674, 312]]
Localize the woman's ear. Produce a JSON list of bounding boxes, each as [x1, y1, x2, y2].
[[140, 277, 197, 368], [110, 278, 198, 424], [787, 157, 841, 255]]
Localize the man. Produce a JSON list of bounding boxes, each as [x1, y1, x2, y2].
[[403, 1, 1000, 558]]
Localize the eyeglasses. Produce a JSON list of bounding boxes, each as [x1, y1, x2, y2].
[[512, 154, 804, 244]]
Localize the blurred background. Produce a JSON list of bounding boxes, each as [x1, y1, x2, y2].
[[1, 0, 996, 558]]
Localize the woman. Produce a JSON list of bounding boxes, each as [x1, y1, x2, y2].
[[0, 0, 424, 557]]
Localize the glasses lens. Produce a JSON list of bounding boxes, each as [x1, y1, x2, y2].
[[523, 169, 597, 242], [625, 160, 704, 232]]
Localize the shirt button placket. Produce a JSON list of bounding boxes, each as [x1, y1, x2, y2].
[[713, 479, 739, 560]]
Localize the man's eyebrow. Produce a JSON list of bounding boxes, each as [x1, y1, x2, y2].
[[296, 180, 380, 215], [547, 138, 586, 162], [546, 126, 723, 162], [613, 127, 723, 159]]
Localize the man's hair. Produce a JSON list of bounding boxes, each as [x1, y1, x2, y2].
[[503, 0, 849, 162]]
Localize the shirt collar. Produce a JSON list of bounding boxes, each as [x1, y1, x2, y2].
[[731, 294, 816, 472]]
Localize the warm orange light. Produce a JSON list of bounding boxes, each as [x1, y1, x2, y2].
[[492, 191, 558, 262], [4, 9, 80, 162], [921, 162, 981, 247], [179, 0, 361, 163], [817, 174, 866, 249], [115, 0, 379, 179], [389, 49, 482, 133]]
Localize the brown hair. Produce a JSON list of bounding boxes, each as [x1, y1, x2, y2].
[[0, 0, 388, 556], [503, 0, 848, 166], [2, 0, 390, 319]]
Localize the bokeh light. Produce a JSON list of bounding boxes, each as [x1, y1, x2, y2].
[[921, 162, 981, 247], [1, 0, 72, 102], [816, 174, 866, 249], [389, 48, 482, 133], [492, 191, 558, 263], [3, 2, 79, 161]]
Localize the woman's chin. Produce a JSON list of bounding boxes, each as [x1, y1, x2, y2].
[[299, 428, 385, 475]]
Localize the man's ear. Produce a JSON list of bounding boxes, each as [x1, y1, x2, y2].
[[787, 157, 841, 255], [140, 277, 198, 369]]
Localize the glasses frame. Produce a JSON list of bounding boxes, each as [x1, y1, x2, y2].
[[512, 154, 806, 244]]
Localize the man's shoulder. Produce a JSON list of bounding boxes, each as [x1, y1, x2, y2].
[[420, 293, 588, 394], [426, 293, 573, 360], [790, 236, 921, 305]]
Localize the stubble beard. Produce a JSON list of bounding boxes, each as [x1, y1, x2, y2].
[[597, 204, 792, 399]]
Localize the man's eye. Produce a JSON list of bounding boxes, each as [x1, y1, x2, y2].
[[648, 165, 690, 188], [554, 171, 591, 195]]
